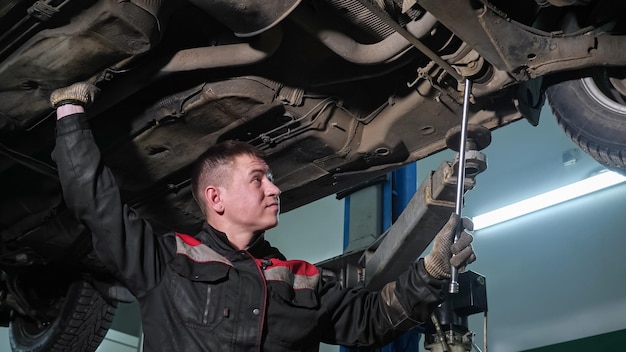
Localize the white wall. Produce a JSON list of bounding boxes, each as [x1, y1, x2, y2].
[[0, 327, 10, 349], [96, 330, 141, 352]]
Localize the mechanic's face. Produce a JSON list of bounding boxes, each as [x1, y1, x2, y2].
[[220, 154, 280, 232]]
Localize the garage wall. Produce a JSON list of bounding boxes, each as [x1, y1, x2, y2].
[[525, 329, 626, 351]]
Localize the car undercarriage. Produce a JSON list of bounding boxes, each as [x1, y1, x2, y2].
[[0, 0, 625, 351]]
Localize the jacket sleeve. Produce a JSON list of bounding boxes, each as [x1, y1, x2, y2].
[[51, 113, 168, 297], [319, 258, 444, 347]]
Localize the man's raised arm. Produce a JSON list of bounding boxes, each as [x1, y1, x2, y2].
[[50, 83, 168, 296]]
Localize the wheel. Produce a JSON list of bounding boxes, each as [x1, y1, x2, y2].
[[545, 68, 626, 174], [9, 280, 117, 352]]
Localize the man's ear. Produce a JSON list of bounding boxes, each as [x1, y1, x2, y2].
[[205, 186, 224, 214]]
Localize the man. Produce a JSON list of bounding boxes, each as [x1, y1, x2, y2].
[[50, 82, 475, 352]]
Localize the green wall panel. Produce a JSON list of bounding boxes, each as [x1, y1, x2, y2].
[[523, 329, 626, 352]]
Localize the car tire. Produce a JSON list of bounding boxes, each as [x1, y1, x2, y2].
[[545, 68, 626, 174], [9, 280, 117, 352]]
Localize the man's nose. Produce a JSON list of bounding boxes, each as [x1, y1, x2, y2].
[[266, 179, 281, 196]]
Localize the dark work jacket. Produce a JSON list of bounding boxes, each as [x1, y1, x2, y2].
[[52, 113, 446, 352]]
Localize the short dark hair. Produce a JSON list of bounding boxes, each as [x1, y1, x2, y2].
[[191, 140, 266, 214]]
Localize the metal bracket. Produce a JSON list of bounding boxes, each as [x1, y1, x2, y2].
[[28, 0, 69, 22], [317, 153, 484, 290], [415, 0, 626, 79]]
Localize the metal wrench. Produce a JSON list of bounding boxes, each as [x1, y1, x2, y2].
[[449, 78, 472, 294]]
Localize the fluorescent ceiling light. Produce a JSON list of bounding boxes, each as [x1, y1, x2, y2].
[[472, 170, 626, 230]]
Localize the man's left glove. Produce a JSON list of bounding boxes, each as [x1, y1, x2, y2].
[[424, 213, 476, 279], [50, 82, 99, 108]]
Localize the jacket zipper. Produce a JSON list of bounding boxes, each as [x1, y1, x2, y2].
[[250, 253, 270, 351], [202, 286, 211, 325]]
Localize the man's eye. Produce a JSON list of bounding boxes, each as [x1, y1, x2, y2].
[[267, 172, 274, 183]]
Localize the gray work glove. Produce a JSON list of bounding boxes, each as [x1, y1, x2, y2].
[[50, 82, 99, 108], [424, 213, 476, 279]]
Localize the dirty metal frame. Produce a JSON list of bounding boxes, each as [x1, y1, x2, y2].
[[415, 0, 626, 79], [317, 154, 482, 291], [357, 0, 626, 85], [355, 0, 463, 82]]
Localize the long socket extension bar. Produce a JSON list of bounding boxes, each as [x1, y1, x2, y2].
[[450, 78, 473, 294]]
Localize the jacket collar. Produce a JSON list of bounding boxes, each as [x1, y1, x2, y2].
[[197, 222, 285, 260]]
